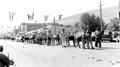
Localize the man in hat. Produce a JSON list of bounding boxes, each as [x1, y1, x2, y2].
[[61, 29, 67, 47], [85, 26, 94, 49], [47, 30, 53, 46], [95, 28, 101, 47]]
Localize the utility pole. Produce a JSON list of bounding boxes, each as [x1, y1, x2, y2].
[[53, 17, 56, 35], [44, 15, 49, 30], [118, 0, 120, 20], [53, 15, 63, 35], [100, 0, 103, 31]]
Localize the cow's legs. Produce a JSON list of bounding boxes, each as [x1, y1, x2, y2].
[[82, 39, 86, 49], [89, 37, 94, 49]]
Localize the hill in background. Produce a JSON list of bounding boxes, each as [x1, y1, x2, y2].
[[57, 6, 119, 26]]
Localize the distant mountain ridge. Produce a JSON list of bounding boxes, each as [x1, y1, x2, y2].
[[57, 6, 119, 25]]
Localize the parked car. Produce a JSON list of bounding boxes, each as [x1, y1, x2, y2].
[[101, 30, 113, 42]]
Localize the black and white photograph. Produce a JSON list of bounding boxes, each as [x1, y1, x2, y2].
[[0, 0, 120, 67]]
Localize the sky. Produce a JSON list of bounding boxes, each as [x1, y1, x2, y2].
[[0, 0, 119, 31]]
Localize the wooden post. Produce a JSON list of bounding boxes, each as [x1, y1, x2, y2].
[[100, 0, 103, 31], [53, 17, 56, 35], [118, 0, 120, 20]]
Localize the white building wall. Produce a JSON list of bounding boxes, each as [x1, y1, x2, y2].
[[21, 25, 27, 33]]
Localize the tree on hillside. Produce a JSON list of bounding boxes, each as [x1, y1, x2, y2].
[[66, 25, 72, 27], [107, 17, 120, 31], [104, 24, 108, 30], [80, 13, 104, 32], [74, 22, 81, 29]]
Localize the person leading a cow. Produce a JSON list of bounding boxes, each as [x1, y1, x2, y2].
[[95, 28, 104, 48]]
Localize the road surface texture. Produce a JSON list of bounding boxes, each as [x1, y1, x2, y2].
[[0, 39, 120, 67]]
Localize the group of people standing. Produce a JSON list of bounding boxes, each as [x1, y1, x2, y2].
[[81, 26, 104, 49], [18, 26, 104, 49]]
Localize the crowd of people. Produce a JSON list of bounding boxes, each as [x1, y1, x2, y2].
[[0, 26, 105, 67], [15, 26, 104, 49]]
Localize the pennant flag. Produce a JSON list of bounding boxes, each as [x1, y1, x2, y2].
[[28, 11, 34, 20], [58, 15, 63, 20], [9, 12, 16, 21], [44, 15, 49, 21]]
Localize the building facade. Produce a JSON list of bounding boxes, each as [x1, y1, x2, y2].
[[20, 23, 43, 33]]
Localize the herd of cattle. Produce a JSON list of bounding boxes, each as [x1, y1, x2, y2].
[[14, 29, 120, 49], [0, 29, 119, 67], [15, 30, 82, 47]]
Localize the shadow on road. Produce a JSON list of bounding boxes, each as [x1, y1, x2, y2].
[[94, 47, 117, 50]]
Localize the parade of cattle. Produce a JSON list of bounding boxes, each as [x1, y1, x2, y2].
[[15, 26, 109, 49]]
